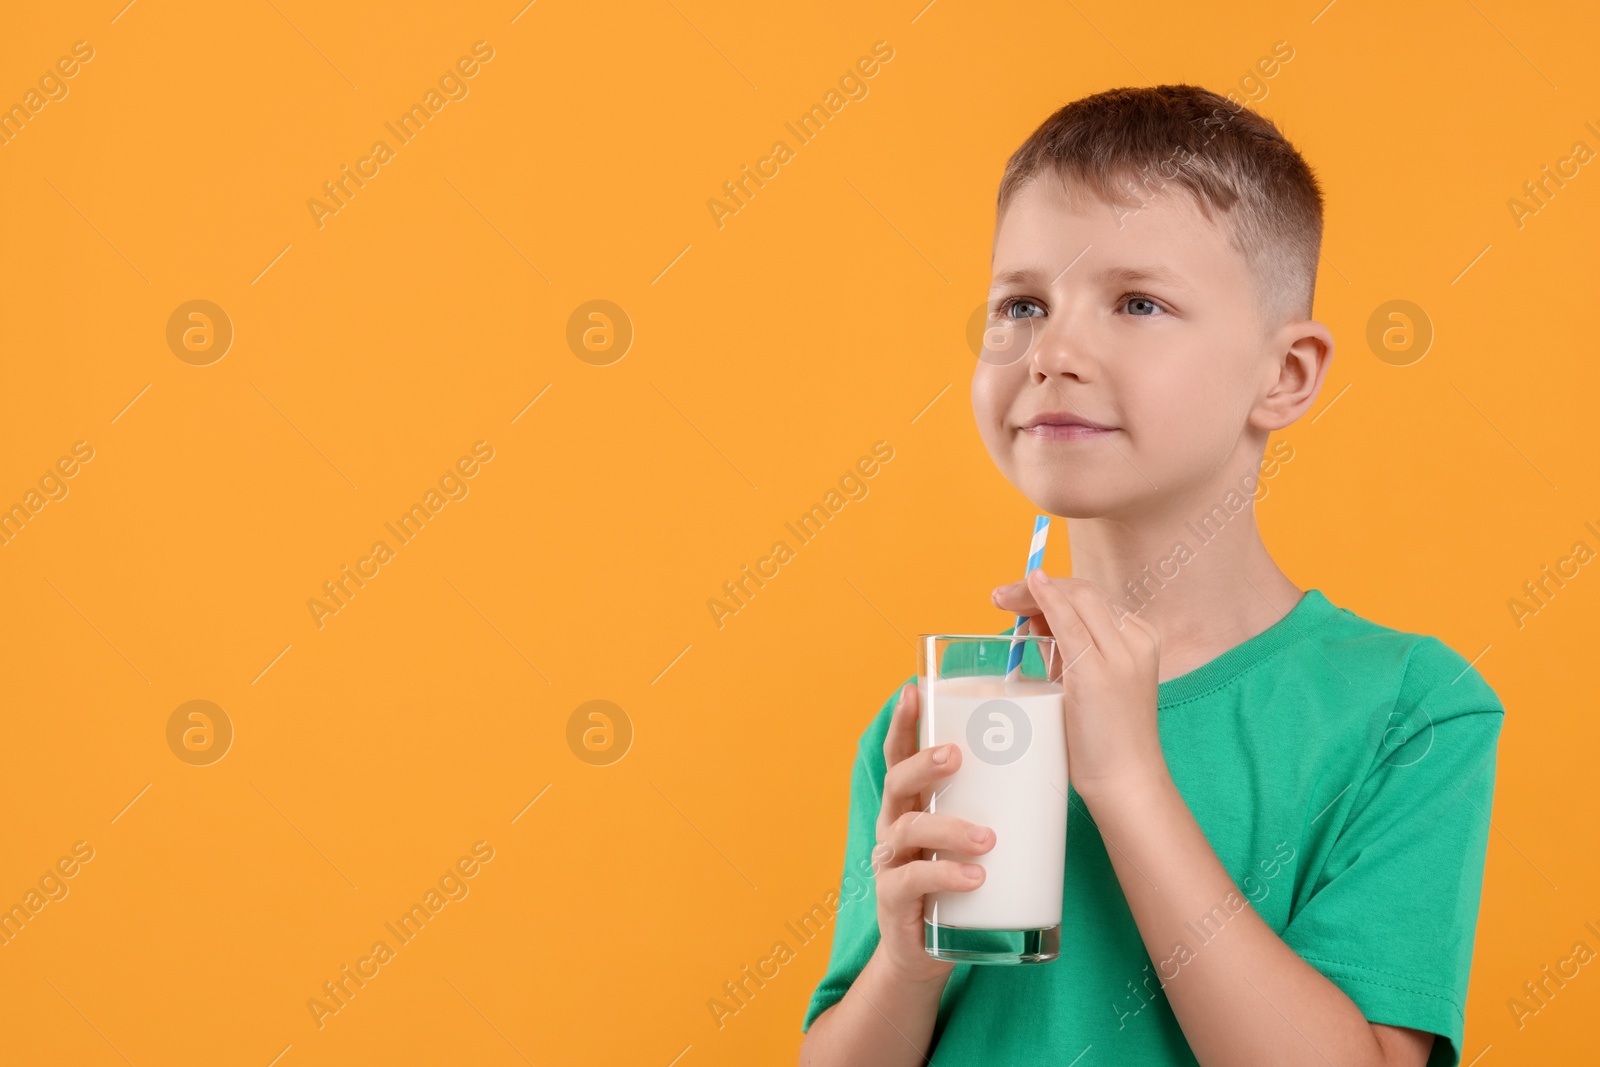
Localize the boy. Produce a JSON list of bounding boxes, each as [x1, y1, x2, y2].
[[798, 85, 1503, 1067]]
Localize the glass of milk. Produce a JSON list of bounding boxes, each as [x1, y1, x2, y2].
[[918, 633, 1066, 965]]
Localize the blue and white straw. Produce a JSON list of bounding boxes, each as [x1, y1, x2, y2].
[[1005, 514, 1051, 680]]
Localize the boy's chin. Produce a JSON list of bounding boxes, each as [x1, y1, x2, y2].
[[1015, 473, 1139, 520]]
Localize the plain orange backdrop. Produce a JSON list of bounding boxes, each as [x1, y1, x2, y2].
[[0, 1, 1595, 1064]]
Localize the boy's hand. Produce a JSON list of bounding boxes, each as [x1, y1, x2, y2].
[[993, 568, 1167, 803], [871, 681, 993, 987]]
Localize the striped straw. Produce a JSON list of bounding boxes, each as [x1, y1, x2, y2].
[[1004, 514, 1051, 680]]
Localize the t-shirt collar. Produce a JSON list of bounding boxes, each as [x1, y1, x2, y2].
[[1157, 588, 1339, 708]]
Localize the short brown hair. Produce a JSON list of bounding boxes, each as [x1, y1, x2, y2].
[[996, 84, 1324, 325]]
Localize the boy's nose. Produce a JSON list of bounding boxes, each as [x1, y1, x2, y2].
[[1027, 316, 1098, 380]]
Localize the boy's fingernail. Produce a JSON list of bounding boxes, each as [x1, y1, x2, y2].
[[931, 745, 950, 765]]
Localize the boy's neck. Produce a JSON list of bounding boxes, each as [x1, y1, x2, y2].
[[1063, 490, 1304, 684]]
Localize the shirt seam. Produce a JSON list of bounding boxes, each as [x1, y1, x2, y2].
[[1160, 604, 1340, 710], [1323, 644, 1506, 842], [1396, 636, 1506, 718], [1297, 953, 1465, 1015]]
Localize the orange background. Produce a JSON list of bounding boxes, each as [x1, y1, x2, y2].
[[1, 0, 1595, 1063]]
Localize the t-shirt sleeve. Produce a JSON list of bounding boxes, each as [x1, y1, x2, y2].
[[799, 682, 902, 1033], [1281, 637, 1506, 1067]]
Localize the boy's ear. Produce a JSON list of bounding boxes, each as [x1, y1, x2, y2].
[[1249, 319, 1333, 432]]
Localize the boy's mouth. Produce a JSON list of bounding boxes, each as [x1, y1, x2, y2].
[[1020, 411, 1118, 440]]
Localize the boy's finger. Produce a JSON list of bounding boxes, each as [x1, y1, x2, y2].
[[881, 683, 919, 771], [1028, 567, 1098, 659], [882, 742, 961, 817], [1065, 579, 1123, 654], [992, 582, 1037, 612]]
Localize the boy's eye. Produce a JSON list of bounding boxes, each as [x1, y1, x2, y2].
[[994, 294, 1165, 319], [994, 297, 1043, 319]]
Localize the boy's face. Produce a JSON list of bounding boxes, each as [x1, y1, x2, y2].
[[974, 175, 1301, 519]]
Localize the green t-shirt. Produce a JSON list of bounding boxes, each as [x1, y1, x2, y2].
[[801, 588, 1504, 1067]]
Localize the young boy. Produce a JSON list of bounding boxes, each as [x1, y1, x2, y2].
[[797, 85, 1503, 1067]]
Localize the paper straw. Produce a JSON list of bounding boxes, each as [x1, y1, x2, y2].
[[1004, 514, 1051, 680]]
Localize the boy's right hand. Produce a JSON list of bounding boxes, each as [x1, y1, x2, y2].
[[872, 681, 995, 987]]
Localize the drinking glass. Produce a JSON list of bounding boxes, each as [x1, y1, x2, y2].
[[919, 633, 1066, 964]]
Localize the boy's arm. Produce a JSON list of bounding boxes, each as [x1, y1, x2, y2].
[[1010, 569, 1445, 1067], [799, 943, 948, 1067], [1083, 768, 1434, 1067]]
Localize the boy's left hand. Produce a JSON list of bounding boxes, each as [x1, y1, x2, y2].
[[993, 568, 1167, 803]]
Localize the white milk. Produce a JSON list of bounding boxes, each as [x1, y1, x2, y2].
[[920, 674, 1067, 930]]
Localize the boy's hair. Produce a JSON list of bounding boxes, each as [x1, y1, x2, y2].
[[996, 83, 1323, 327]]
